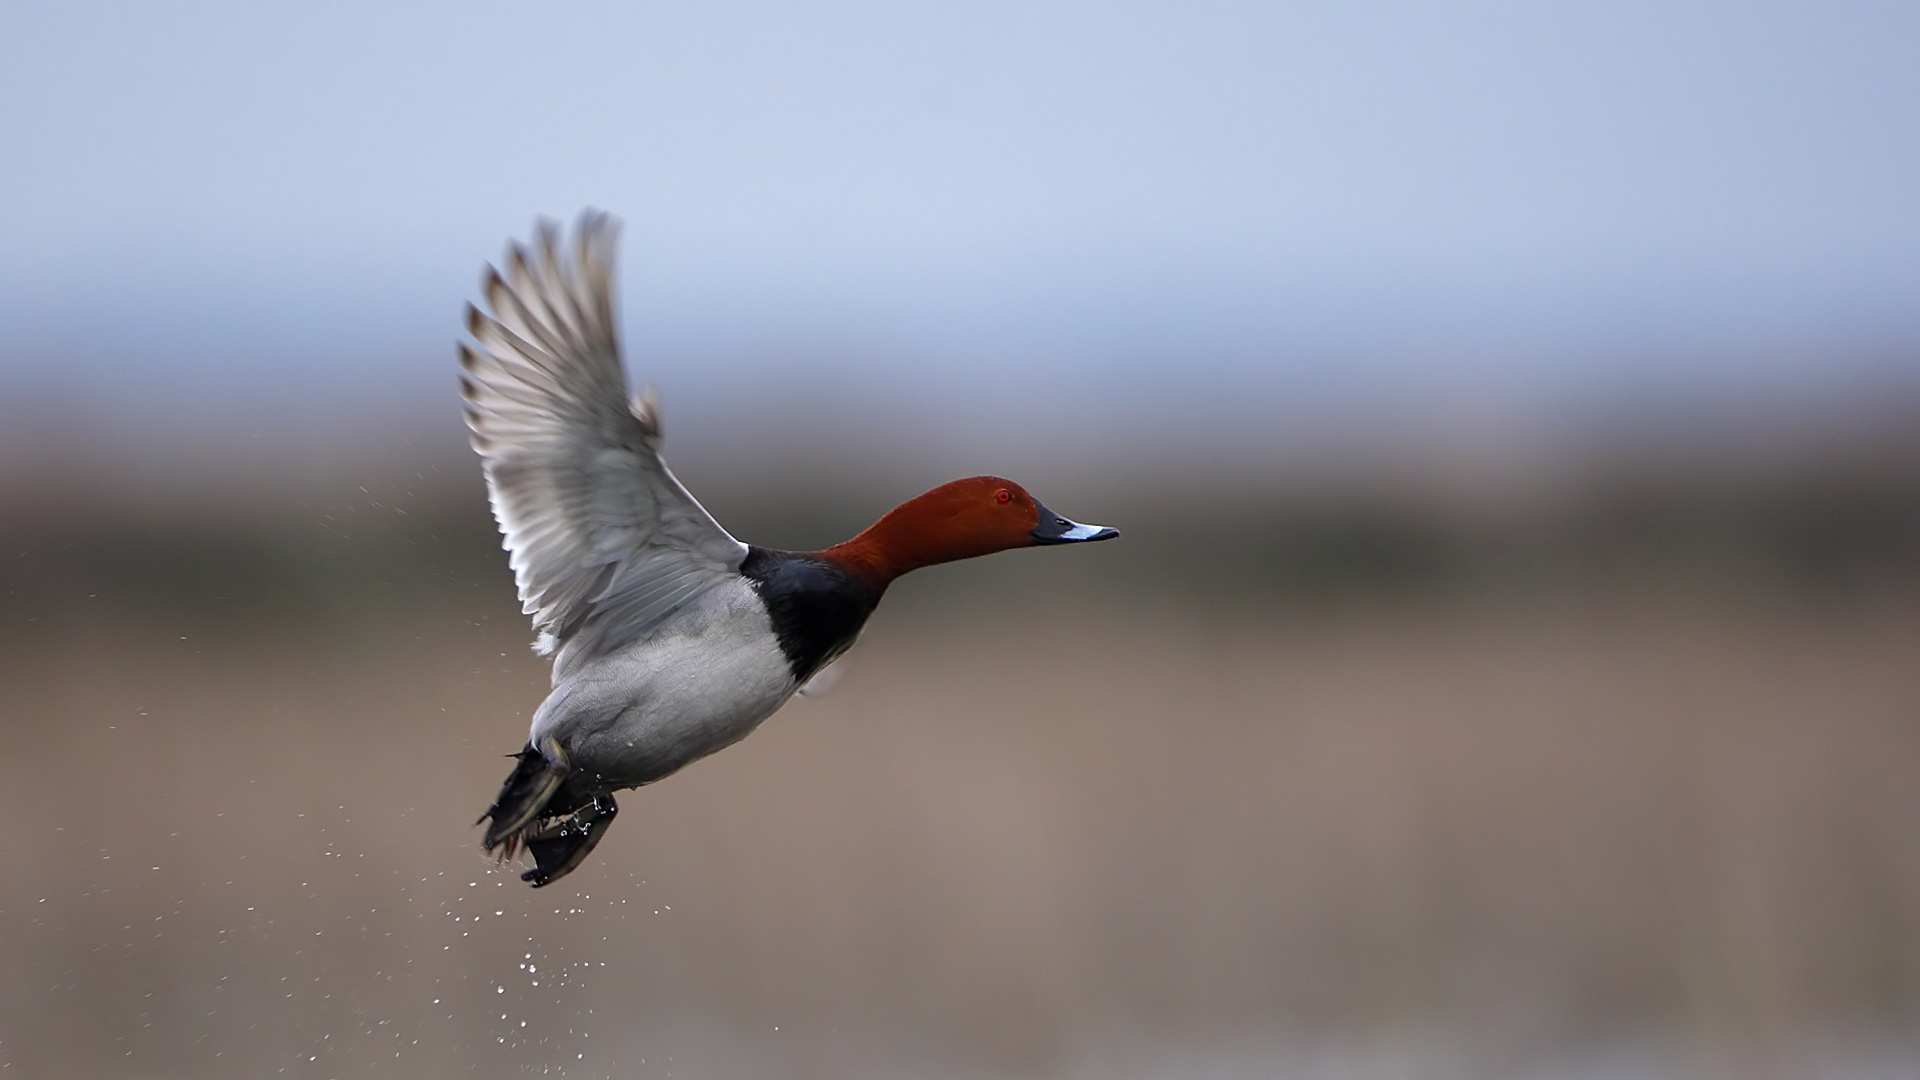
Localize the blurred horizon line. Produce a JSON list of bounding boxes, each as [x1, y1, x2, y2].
[[4, 334, 1918, 509]]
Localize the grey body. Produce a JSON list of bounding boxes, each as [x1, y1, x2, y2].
[[527, 577, 798, 789]]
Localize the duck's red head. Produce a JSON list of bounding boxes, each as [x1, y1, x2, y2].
[[821, 476, 1117, 588]]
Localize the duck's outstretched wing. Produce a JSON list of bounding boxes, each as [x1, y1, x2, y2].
[[459, 211, 747, 670]]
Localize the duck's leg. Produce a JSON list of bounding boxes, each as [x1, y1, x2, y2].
[[520, 794, 619, 887]]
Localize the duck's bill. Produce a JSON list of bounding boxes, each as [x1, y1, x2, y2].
[[1030, 502, 1119, 545]]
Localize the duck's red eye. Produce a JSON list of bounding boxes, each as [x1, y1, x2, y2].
[[995, 488, 1012, 504]]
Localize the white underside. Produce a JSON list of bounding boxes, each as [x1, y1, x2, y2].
[[527, 577, 798, 788]]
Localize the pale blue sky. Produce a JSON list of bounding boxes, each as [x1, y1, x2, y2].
[[1, 0, 1916, 462]]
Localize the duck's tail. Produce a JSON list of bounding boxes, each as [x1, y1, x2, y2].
[[478, 740, 569, 856], [478, 739, 620, 887]]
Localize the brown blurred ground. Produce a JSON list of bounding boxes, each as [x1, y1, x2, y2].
[[3, 451, 1920, 1079]]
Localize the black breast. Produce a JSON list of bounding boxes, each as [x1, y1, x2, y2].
[[739, 547, 882, 683]]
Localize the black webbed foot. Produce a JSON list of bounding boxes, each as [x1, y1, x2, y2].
[[520, 794, 619, 888]]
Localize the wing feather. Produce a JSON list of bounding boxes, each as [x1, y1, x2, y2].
[[459, 211, 746, 672]]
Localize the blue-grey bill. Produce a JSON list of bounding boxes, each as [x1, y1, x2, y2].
[[1030, 501, 1119, 545]]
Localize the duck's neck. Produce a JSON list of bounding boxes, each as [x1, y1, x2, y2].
[[817, 513, 935, 589], [817, 487, 1007, 588]]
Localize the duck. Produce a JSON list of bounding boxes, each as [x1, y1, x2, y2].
[[461, 212, 1118, 886]]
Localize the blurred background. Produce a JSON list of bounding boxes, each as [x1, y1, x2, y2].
[[3, 1, 1919, 1076]]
